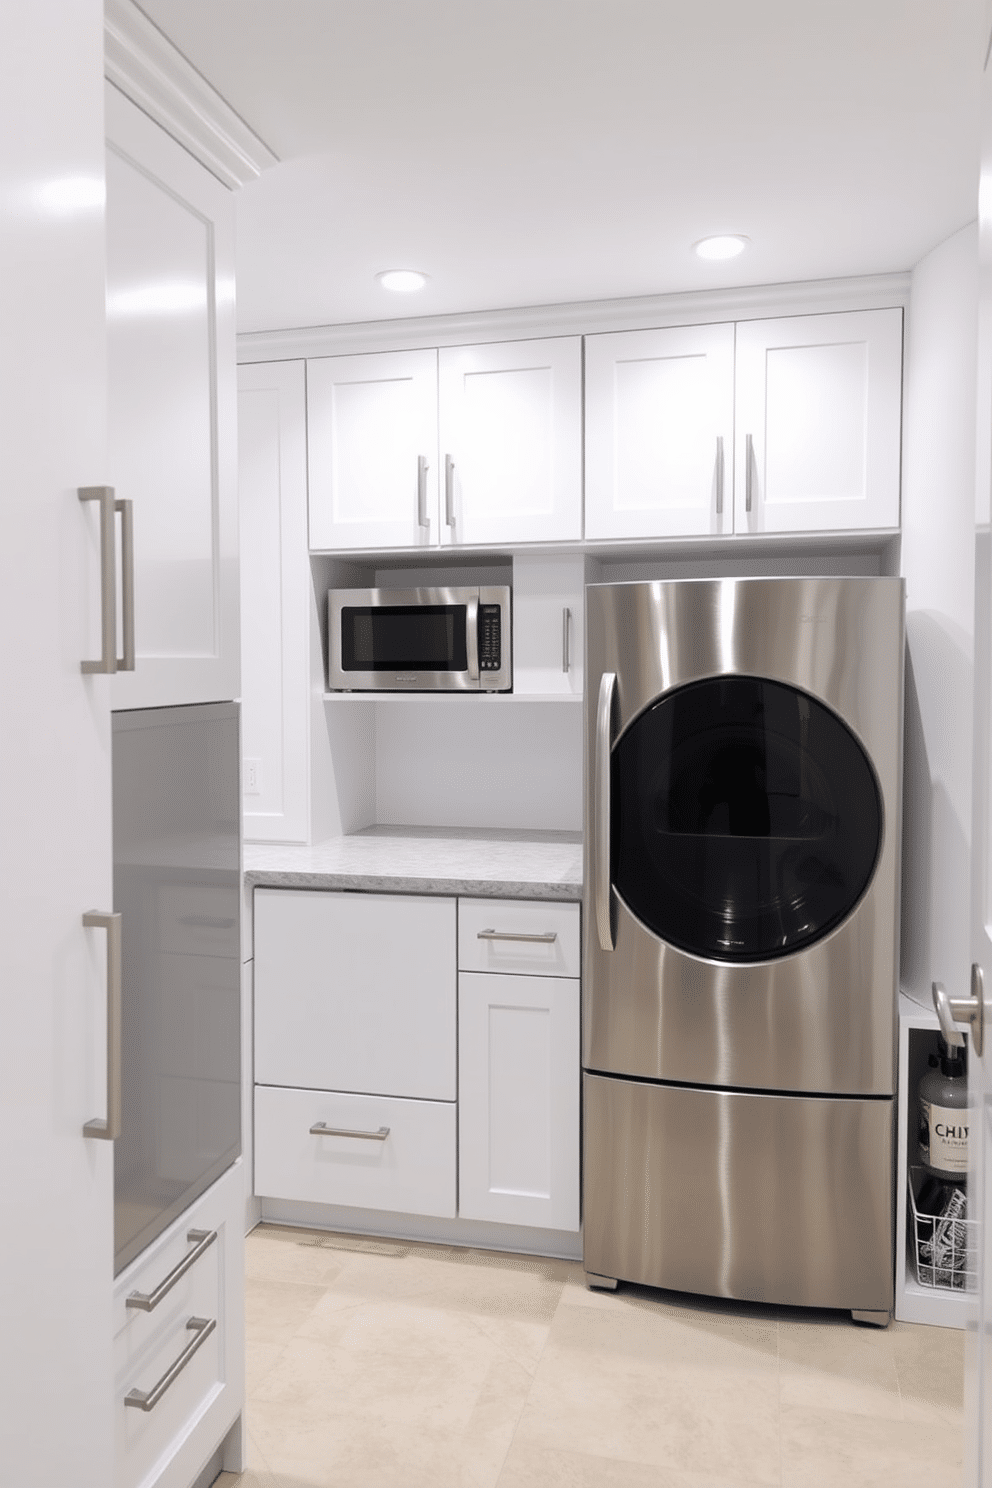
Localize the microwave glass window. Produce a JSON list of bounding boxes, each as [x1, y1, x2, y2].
[[342, 605, 468, 672], [611, 675, 883, 963]]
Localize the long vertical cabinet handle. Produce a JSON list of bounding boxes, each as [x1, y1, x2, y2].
[[417, 455, 430, 531], [82, 910, 122, 1140], [116, 497, 135, 671], [562, 608, 571, 673], [466, 597, 480, 681], [444, 453, 455, 531], [78, 487, 118, 674], [595, 671, 616, 953], [745, 433, 755, 514], [714, 436, 724, 517]]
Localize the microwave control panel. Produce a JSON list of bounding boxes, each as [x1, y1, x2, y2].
[[479, 604, 502, 673]]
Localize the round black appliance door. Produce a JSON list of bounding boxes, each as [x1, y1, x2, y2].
[[611, 675, 882, 963]]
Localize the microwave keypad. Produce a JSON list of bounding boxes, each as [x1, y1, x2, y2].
[[479, 604, 502, 671]]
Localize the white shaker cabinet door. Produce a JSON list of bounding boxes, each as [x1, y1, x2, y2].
[[733, 308, 903, 535], [308, 348, 439, 550], [238, 361, 310, 843], [458, 971, 580, 1230], [106, 85, 240, 709], [585, 322, 735, 539], [438, 337, 582, 546], [254, 889, 457, 1100]]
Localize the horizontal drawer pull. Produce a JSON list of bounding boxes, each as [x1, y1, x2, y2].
[[124, 1316, 216, 1412], [477, 929, 558, 944], [126, 1228, 217, 1312], [309, 1121, 390, 1141]]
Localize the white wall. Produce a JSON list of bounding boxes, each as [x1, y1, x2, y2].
[[900, 222, 978, 1008]]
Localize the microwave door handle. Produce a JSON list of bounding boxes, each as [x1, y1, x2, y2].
[[466, 597, 480, 681]]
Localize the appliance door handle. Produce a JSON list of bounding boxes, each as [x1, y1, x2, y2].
[[477, 929, 558, 944], [116, 496, 135, 671], [79, 486, 118, 674], [714, 435, 724, 517], [126, 1229, 217, 1312], [595, 671, 616, 953], [745, 433, 755, 514], [444, 453, 455, 529], [466, 596, 480, 681], [124, 1317, 216, 1411], [82, 910, 122, 1140], [309, 1122, 390, 1141], [417, 454, 430, 530]]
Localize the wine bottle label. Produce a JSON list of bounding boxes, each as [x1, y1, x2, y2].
[[922, 1099, 969, 1175]]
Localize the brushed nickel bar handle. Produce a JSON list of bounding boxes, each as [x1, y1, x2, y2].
[[444, 453, 455, 528], [562, 607, 571, 673], [116, 496, 135, 671], [477, 929, 558, 944], [126, 1229, 217, 1312], [82, 910, 122, 1140], [310, 1122, 390, 1141], [124, 1317, 216, 1411], [745, 433, 754, 514], [467, 596, 480, 681], [595, 671, 616, 953], [714, 435, 724, 516], [79, 486, 117, 674], [417, 454, 430, 530]]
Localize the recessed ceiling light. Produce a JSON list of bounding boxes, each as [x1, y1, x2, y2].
[[377, 269, 429, 293], [693, 235, 750, 261]]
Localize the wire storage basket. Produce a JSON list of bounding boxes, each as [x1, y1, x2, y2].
[[908, 1167, 977, 1292]]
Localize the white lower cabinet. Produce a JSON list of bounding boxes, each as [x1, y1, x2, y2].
[[113, 1160, 244, 1488], [252, 887, 581, 1240], [459, 971, 580, 1229]]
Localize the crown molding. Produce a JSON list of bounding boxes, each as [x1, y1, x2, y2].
[[105, 0, 278, 190], [237, 272, 912, 363]]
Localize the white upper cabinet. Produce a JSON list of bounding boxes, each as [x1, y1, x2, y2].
[[585, 323, 736, 540], [438, 337, 582, 545], [105, 85, 240, 709], [734, 308, 903, 535], [308, 348, 439, 550]]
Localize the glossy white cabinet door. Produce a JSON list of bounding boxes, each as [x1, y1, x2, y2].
[[0, 1, 113, 1482], [106, 85, 240, 709], [734, 308, 903, 534], [438, 337, 582, 545], [308, 348, 439, 550], [458, 972, 580, 1230], [254, 889, 457, 1100], [238, 361, 310, 842], [585, 323, 735, 539]]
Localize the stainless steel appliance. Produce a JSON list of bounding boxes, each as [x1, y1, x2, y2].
[[327, 585, 511, 692], [113, 701, 241, 1275], [583, 577, 904, 1321]]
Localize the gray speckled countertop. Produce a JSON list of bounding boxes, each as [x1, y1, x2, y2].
[[244, 825, 583, 901]]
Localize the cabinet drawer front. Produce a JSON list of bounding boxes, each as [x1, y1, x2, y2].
[[458, 898, 580, 977], [255, 1085, 457, 1218], [254, 889, 456, 1099], [113, 1165, 242, 1488]]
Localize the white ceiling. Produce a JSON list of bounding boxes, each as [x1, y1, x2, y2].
[[135, 0, 984, 335]]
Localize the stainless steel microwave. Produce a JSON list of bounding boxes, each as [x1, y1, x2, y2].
[[327, 585, 512, 692]]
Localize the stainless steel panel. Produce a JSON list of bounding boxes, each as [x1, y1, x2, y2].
[[583, 1073, 894, 1313], [327, 584, 512, 692], [584, 577, 904, 1096]]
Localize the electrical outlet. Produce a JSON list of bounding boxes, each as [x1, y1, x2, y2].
[[244, 757, 262, 796]]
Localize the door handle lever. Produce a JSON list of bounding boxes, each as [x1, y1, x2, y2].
[[933, 968, 987, 1057]]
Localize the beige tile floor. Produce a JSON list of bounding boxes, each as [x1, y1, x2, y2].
[[216, 1224, 964, 1488]]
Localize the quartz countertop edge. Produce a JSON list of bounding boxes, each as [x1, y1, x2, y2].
[[244, 827, 584, 902]]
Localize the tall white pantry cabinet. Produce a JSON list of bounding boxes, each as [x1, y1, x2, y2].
[[1, 1, 114, 1483]]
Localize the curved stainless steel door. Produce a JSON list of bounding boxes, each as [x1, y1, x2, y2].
[[583, 577, 904, 1096]]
